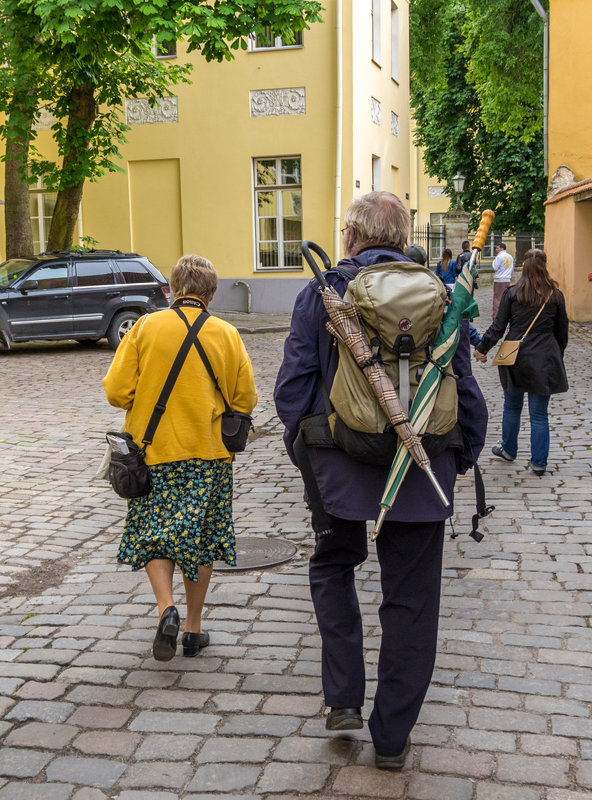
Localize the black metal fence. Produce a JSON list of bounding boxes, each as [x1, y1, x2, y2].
[[412, 223, 446, 267], [410, 224, 544, 268]]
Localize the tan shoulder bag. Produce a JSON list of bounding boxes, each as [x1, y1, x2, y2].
[[491, 295, 550, 366]]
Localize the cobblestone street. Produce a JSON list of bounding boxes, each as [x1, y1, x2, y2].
[[0, 284, 591, 799]]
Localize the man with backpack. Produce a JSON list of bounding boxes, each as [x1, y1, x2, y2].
[[456, 240, 472, 273], [274, 191, 487, 771]]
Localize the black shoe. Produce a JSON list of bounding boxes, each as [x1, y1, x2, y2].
[[152, 605, 180, 661], [325, 707, 363, 731], [375, 737, 411, 771], [182, 631, 210, 657], [492, 445, 515, 462], [530, 460, 546, 476]]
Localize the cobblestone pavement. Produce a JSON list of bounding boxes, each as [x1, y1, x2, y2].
[[0, 285, 591, 799]]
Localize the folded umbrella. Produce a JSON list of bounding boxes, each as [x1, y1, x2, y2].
[[371, 210, 496, 540]]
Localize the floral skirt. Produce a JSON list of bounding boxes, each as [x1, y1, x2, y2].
[[117, 458, 235, 582]]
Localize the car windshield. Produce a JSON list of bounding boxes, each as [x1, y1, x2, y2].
[[0, 259, 35, 289]]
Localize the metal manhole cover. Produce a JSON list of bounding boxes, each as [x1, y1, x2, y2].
[[214, 536, 297, 571]]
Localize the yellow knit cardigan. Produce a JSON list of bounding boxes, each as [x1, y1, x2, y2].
[[102, 306, 258, 465]]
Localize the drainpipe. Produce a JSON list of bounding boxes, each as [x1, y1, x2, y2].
[[333, 0, 343, 264], [530, 0, 549, 175], [233, 280, 252, 313]]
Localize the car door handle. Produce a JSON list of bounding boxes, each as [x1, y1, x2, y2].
[[106, 291, 122, 297], [51, 295, 70, 300]]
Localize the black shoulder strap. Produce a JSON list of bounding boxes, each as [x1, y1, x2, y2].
[[141, 309, 210, 447], [172, 306, 232, 413]]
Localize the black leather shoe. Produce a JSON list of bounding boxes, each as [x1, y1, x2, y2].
[[152, 605, 180, 661], [182, 631, 210, 657], [326, 707, 363, 731], [375, 737, 411, 771]]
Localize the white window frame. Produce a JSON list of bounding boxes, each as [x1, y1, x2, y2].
[[429, 212, 446, 261], [253, 156, 303, 272], [391, 2, 399, 82], [372, 0, 381, 65], [249, 28, 303, 51], [151, 36, 177, 59]]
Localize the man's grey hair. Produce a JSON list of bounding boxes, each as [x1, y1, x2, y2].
[[170, 254, 218, 302], [344, 191, 410, 251]]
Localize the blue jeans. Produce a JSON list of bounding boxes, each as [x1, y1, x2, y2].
[[501, 390, 550, 467]]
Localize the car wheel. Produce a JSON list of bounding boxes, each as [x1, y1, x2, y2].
[[107, 311, 140, 349]]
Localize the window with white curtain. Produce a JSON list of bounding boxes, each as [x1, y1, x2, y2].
[[372, 156, 381, 191], [372, 0, 381, 64], [391, 3, 399, 81]]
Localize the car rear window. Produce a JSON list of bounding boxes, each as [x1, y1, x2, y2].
[[75, 261, 116, 286], [117, 260, 154, 284]]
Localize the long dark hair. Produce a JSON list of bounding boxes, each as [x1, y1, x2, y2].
[[440, 248, 452, 270], [514, 249, 559, 307]]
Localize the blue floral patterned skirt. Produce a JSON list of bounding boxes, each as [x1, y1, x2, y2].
[[117, 458, 236, 582]]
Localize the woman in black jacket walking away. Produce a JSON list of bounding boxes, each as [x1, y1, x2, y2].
[[473, 249, 568, 475]]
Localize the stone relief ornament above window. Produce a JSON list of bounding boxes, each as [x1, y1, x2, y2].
[[371, 97, 382, 126], [250, 88, 305, 117], [125, 97, 178, 125], [428, 186, 446, 198]]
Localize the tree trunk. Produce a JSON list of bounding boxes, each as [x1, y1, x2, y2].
[[46, 84, 97, 252], [4, 108, 34, 258]]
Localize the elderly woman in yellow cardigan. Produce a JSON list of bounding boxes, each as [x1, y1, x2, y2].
[[103, 254, 257, 661]]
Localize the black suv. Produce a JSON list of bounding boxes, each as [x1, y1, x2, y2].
[[0, 250, 170, 350]]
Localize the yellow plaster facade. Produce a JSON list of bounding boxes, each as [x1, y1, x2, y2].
[[2, 0, 419, 312], [544, 0, 592, 321]]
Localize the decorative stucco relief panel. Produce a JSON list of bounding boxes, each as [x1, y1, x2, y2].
[[126, 97, 178, 125], [391, 111, 399, 137], [250, 88, 306, 117], [34, 107, 57, 131], [371, 98, 382, 126]]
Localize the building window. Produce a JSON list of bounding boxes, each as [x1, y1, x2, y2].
[[29, 177, 83, 253], [29, 179, 57, 254], [151, 37, 177, 59], [250, 28, 303, 50], [372, 156, 381, 191], [372, 0, 381, 64], [391, 3, 399, 82], [254, 157, 302, 270], [429, 212, 446, 261]]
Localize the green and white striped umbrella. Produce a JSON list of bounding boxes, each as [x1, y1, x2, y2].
[[372, 210, 495, 539]]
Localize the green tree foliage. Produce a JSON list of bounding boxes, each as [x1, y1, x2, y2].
[[410, 0, 547, 231], [0, 0, 323, 255]]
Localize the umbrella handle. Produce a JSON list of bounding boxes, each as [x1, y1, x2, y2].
[[302, 241, 332, 289]]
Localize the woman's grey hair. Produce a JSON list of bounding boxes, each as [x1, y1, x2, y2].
[[344, 191, 410, 251], [169, 254, 218, 303]]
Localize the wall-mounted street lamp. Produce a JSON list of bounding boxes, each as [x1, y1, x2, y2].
[[452, 173, 466, 209]]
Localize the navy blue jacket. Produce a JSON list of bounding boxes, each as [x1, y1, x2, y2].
[[274, 247, 488, 523]]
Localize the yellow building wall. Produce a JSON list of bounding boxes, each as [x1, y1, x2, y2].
[[350, 0, 411, 209], [544, 0, 592, 320], [548, 0, 592, 182], [0, 4, 419, 309]]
